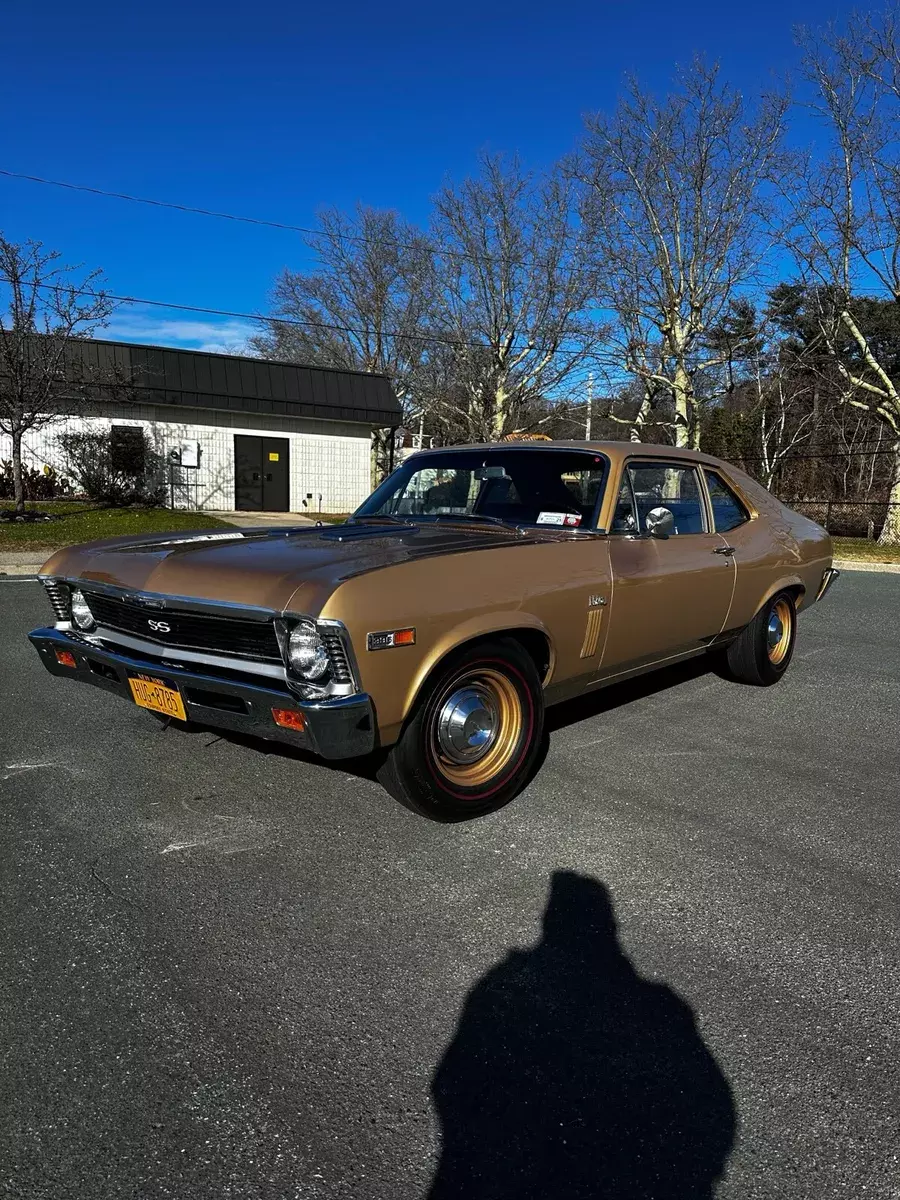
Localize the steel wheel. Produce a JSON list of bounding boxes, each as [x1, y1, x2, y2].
[[377, 638, 544, 821], [428, 666, 524, 790], [766, 597, 793, 665], [723, 589, 798, 686]]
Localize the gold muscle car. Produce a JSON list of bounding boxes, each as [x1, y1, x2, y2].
[[29, 442, 838, 820]]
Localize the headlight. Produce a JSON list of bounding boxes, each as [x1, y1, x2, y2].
[[70, 589, 95, 631], [287, 621, 329, 679]]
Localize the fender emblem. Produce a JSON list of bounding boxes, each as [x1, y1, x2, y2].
[[588, 595, 607, 608]]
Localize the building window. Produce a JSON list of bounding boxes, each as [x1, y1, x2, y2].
[[110, 425, 146, 475]]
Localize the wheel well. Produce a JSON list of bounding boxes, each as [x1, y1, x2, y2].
[[421, 628, 552, 695], [500, 628, 552, 684]]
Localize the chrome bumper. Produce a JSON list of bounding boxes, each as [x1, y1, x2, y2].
[[816, 567, 841, 602], [27, 627, 376, 760]]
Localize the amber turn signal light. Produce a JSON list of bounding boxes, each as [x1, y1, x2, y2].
[[55, 650, 77, 668], [367, 627, 416, 650], [272, 707, 305, 732]]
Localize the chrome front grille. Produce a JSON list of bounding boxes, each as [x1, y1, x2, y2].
[[83, 590, 282, 662], [45, 581, 358, 693]]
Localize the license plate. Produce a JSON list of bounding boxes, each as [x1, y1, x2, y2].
[[128, 674, 187, 721]]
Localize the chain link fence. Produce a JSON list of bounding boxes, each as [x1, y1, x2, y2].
[[780, 498, 899, 538]]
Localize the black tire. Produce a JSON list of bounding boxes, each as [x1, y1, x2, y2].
[[377, 638, 545, 821], [724, 590, 797, 686]]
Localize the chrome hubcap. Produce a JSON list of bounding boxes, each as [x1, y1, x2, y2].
[[767, 611, 784, 650], [437, 686, 498, 764]]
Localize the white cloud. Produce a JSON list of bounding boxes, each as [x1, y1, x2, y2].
[[103, 313, 258, 356]]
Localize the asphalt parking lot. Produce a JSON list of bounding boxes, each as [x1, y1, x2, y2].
[[1, 575, 898, 1199]]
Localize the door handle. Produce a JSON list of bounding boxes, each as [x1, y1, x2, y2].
[[265, 473, 273, 481], [714, 546, 736, 556], [252, 472, 260, 481]]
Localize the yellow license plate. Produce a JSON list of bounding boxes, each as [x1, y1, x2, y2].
[[128, 674, 187, 721]]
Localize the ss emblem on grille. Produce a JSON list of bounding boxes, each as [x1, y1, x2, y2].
[[147, 619, 171, 633]]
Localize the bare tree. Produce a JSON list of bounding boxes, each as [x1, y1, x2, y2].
[[754, 362, 819, 489], [428, 153, 600, 441], [0, 235, 117, 515], [787, 13, 900, 544], [575, 59, 788, 448], [252, 205, 436, 420]]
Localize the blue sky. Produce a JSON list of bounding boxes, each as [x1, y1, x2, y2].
[[1, 0, 845, 353]]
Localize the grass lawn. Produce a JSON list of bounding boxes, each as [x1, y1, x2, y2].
[[833, 536, 900, 564], [0, 501, 232, 553]]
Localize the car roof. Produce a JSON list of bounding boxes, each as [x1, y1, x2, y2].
[[407, 440, 723, 467]]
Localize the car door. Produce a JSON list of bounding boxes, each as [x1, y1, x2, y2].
[[701, 466, 772, 631], [599, 459, 736, 673]]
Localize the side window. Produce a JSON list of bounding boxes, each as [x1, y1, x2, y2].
[[626, 462, 706, 535], [705, 470, 750, 532]]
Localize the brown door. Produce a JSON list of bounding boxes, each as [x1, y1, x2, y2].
[[600, 460, 735, 672], [234, 436, 290, 511]]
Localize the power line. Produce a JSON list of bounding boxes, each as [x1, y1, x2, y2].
[[739, 447, 899, 462], [0, 167, 586, 274], [32, 282, 503, 353]]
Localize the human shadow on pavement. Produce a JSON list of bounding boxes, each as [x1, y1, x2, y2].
[[427, 871, 736, 1200]]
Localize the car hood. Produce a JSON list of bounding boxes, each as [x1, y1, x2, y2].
[[40, 521, 541, 614]]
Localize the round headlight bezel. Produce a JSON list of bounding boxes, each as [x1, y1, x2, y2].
[[70, 589, 96, 631], [287, 621, 330, 680]]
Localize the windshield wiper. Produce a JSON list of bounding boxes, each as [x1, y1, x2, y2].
[[349, 514, 415, 525], [430, 513, 517, 528]]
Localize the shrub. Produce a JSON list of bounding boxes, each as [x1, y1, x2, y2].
[[57, 428, 166, 507], [0, 460, 73, 501]]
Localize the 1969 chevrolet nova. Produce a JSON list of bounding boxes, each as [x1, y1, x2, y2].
[[29, 441, 838, 820]]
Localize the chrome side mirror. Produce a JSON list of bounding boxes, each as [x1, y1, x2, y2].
[[645, 506, 675, 538]]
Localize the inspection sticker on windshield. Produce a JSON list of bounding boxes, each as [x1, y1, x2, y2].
[[537, 511, 581, 527]]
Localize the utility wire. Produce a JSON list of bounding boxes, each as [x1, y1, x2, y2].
[[735, 448, 899, 462], [32, 281, 506, 352], [0, 167, 587, 274]]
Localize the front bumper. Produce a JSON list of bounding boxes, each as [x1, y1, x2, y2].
[[27, 627, 376, 760]]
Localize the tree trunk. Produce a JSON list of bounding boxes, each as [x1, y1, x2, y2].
[[630, 390, 652, 442], [877, 442, 900, 547], [11, 428, 25, 515], [491, 382, 508, 441], [671, 362, 696, 449]]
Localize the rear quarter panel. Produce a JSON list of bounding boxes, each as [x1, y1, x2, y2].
[[322, 537, 612, 745], [723, 469, 833, 625]]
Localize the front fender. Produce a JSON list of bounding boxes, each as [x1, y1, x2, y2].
[[379, 612, 554, 746]]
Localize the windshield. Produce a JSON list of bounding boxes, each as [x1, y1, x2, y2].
[[355, 449, 608, 529]]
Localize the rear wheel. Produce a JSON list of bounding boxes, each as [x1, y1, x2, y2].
[[377, 638, 544, 821], [724, 590, 797, 686]]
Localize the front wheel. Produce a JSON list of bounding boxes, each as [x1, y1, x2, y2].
[[377, 638, 544, 821], [723, 590, 797, 686]]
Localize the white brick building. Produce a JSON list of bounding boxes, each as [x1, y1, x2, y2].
[[1, 339, 401, 515]]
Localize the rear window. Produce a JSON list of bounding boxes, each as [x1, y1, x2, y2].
[[705, 470, 750, 532]]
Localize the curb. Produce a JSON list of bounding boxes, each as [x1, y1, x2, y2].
[[0, 565, 44, 578], [833, 558, 900, 574]]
